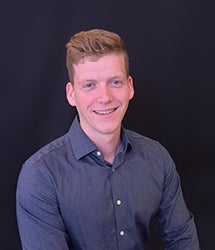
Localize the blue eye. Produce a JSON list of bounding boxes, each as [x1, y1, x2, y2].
[[111, 79, 122, 87], [83, 82, 95, 90], [112, 80, 119, 85]]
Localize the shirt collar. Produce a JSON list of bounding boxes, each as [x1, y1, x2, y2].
[[68, 116, 132, 160], [68, 116, 97, 160]]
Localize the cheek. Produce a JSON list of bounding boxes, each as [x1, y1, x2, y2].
[[118, 91, 133, 102], [74, 94, 93, 108]]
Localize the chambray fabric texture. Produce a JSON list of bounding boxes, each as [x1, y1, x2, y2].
[[16, 116, 200, 250]]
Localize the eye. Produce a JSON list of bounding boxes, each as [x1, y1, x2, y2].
[[82, 82, 96, 91], [110, 79, 123, 87]]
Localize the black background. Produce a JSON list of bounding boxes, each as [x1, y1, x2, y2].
[[1, 0, 214, 249]]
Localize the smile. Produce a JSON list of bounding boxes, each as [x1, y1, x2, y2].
[[94, 108, 117, 115]]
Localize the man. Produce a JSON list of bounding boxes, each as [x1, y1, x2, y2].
[[16, 29, 200, 249]]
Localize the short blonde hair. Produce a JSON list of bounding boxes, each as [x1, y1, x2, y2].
[[66, 29, 129, 82]]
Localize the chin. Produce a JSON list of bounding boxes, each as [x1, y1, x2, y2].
[[98, 125, 120, 135]]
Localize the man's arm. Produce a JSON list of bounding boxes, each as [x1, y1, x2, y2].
[[16, 162, 70, 250], [156, 144, 200, 249]]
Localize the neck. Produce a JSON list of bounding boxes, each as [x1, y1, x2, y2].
[[91, 132, 121, 164]]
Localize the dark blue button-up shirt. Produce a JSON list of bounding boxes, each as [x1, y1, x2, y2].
[[16, 117, 200, 249]]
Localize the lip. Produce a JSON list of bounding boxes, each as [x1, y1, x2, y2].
[[93, 107, 118, 115]]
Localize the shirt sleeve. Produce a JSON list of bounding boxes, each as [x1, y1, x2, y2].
[[16, 162, 70, 250], [156, 144, 200, 250]]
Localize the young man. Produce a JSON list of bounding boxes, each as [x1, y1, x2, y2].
[[16, 29, 200, 249]]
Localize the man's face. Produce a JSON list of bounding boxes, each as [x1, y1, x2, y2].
[[66, 53, 134, 139]]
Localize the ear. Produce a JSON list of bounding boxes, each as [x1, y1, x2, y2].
[[66, 82, 76, 106], [128, 76, 134, 100]]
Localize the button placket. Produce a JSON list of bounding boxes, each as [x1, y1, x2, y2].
[[111, 168, 127, 242]]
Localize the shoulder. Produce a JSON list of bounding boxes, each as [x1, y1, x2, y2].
[[25, 133, 70, 165], [18, 133, 71, 191], [125, 129, 174, 167], [125, 129, 163, 152], [19, 132, 72, 182]]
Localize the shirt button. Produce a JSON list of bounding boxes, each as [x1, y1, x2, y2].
[[116, 199, 121, 205], [112, 168, 115, 173], [96, 151, 101, 156], [119, 230, 125, 236]]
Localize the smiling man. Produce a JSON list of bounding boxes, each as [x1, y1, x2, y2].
[[66, 52, 134, 163], [16, 29, 200, 249]]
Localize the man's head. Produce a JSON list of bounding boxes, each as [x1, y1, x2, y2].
[[66, 29, 129, 83], [66, 29, 134, 142]]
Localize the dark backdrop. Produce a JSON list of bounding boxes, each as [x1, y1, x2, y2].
[[1, 0, 214, 249]]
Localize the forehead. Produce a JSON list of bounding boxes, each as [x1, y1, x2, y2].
[[76, 52, 125, 65], [74, 54, 126, 77]]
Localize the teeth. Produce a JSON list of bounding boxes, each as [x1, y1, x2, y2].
[[95, 109, 114, 115]]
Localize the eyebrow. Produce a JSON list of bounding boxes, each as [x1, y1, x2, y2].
[[78, 75, 125, 83]]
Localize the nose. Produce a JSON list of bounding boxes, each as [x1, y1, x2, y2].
[[97, 84, 113, 103]]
